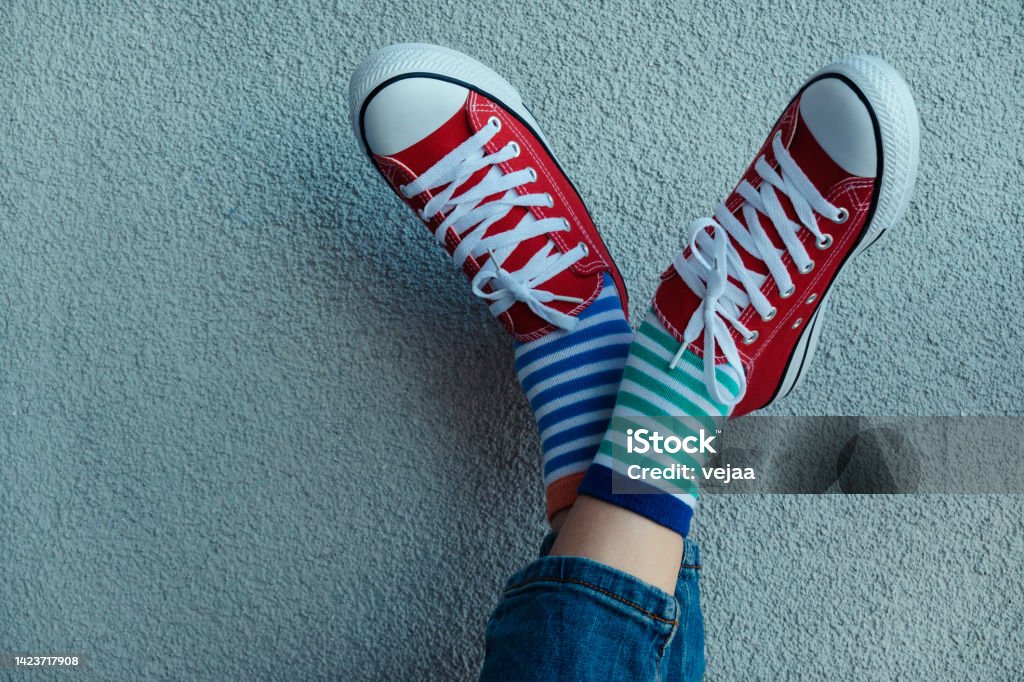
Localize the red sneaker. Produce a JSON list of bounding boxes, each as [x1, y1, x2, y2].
[[655, 56, 920, 416], [348, 43, 628, 341]]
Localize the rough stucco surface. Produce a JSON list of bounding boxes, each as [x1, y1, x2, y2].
[[1, 1, 1022, 680]]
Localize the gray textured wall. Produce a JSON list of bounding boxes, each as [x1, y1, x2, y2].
[[2, 1, 1022, 680]]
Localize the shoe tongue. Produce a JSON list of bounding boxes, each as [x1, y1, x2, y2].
[[386, 108, 547, 273], [788, 113, 853, 196], [730, 109, 853, 282], [428, 161, 553, 282], [474, 167, 552, 275], [384, 105, 582, 334], [723, 143, 815, 284], [731, 195, 797, 279]]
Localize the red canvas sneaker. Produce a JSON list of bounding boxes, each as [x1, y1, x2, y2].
[[655, 56, 920, 417], [349, 44, 637, 520], [348, 43, 628, 341]]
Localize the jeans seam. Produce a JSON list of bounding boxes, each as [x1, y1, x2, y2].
[[678, 573, 692, 675], [504, 576, 678, 626], [656, 608, 679, 665]]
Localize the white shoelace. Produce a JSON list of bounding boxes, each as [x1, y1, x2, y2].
[[669, 132, 847, 405], [400, 117, 588, 331]]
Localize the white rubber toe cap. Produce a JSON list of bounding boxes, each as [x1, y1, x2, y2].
[[799, 78, 877, 178], [361, 77, 469, 156]]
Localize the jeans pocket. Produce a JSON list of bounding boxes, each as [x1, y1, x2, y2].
[[660, 538, 706, 681]]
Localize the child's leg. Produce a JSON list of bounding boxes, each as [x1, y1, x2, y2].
[[551, 495, 683, 593]]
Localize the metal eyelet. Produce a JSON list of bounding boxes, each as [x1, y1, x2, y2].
[[487, 116, 502, 130], [816, 233, 833, 250], [791, 318, 803, 329], [805, 293, 818, 304], [779, 285, 795, 298], [578, 242, 589, 257], [743, 330, 759, 344], [526, 167, 537, 182], [834, 207, 849, 224], [561, 218, 571, 230], [761, 307, 777, 322], [545, 193, 555, 208], [399, 184, 411, 198], [799, 260, 815, 274], [507, 142, 520, 157]]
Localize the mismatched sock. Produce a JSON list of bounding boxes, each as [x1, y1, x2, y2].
[[514, 274, 633, 520], [577, 310, 740, 536]]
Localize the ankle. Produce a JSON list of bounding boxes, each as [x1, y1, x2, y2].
[[548, 495, 683, 594]]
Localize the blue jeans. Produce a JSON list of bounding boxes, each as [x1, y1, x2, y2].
[[480, 534, 705, 681]]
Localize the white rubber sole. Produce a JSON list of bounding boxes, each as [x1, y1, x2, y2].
[[767, 55, 921, 406], [348, 43, 549, 154]]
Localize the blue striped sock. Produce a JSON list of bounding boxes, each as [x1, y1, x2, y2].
[[513, 274, 633, 520]]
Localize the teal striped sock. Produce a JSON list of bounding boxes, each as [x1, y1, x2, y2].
[[577, 309, 741, 536]]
